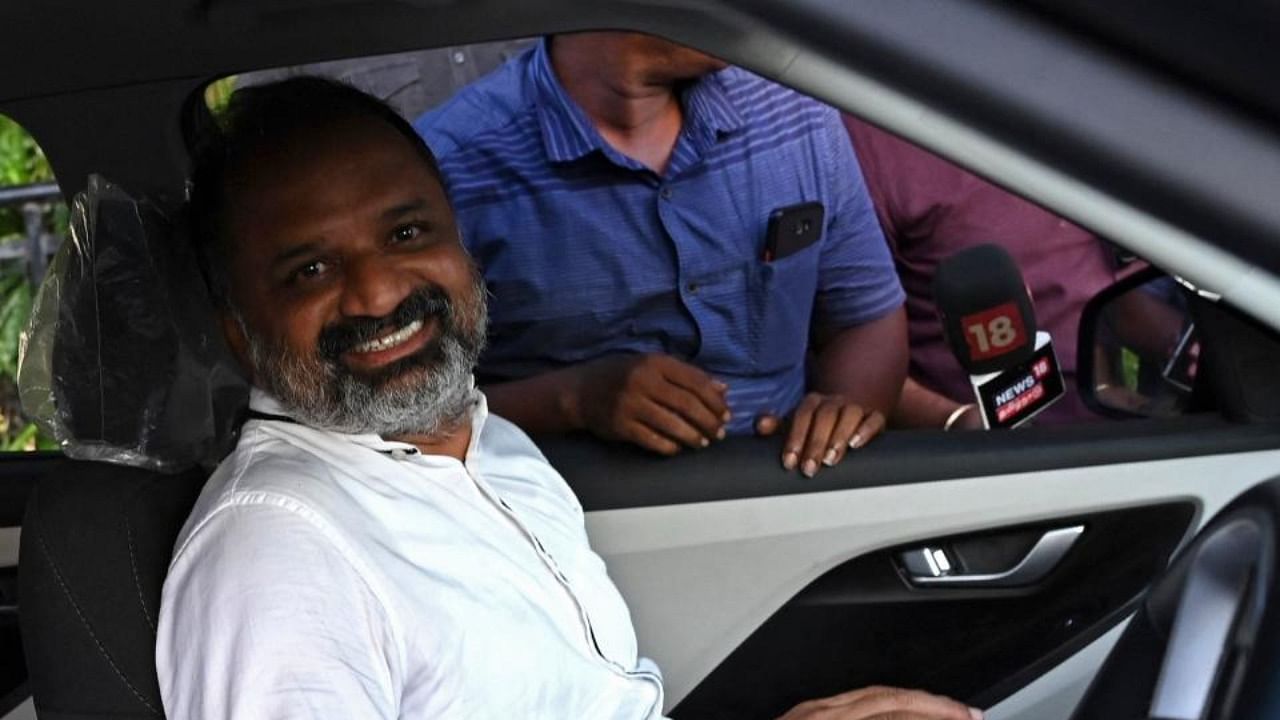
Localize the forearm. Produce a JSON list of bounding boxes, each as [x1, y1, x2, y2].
[[481, 368, 584, 434], [891, 377, 968, 429], [811, 307, 908, 416]]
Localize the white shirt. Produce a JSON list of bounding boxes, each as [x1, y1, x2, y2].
[[157, 388, 666, 719]]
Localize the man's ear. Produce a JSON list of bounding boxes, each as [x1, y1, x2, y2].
[[219, 310, 255, 382]]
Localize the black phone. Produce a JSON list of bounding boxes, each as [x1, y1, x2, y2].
[[763, 202, 824, 262]]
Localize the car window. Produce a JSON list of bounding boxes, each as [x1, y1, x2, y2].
[[0, 114, 62, 452], [199, 37, 1226, 455]]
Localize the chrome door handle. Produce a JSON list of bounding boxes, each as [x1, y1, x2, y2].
[[901, 525, 1084, 588]]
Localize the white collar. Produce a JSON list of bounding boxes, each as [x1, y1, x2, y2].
[[247, 383, 488, 461]]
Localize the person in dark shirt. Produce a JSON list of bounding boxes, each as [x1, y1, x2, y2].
[[845, 116, 1117, 430]]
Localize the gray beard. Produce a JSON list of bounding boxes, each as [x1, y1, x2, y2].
[[238, 284, 487, 439]]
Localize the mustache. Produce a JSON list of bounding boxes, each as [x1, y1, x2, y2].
[[317, 285, 453, 362]]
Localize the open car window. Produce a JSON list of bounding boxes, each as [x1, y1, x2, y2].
[[0, 115, 62, 453], [199, 39, 1238, 449]]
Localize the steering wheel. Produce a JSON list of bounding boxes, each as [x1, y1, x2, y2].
[[1071, 478, 1280, 719]]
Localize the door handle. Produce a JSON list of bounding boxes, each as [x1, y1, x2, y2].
[[900, 525, 1084, 588]]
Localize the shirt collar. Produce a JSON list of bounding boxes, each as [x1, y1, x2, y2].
[[530, 37, 745, 165], [531, 38, 605, 164], [680, 71, 745, 149], [247, 384, 489, 462]]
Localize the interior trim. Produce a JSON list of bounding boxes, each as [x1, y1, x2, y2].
[[986, 619, 1131, 720], [543, 416, 1280, 511], [585, 449, 1278, 708]]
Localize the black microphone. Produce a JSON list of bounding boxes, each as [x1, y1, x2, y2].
[[933, 244, 1064, 429]]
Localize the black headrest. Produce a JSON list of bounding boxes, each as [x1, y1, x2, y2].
[[20, 460, 205, 719], [19, 176, 247, 472]]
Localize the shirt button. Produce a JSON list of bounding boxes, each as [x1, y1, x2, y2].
[[686, 282, 699, 293], [452, 51, 467, 65], [660, 187, 673, 200]]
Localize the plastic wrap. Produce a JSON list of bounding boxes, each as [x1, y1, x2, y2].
[[17, 175, 247, 472]]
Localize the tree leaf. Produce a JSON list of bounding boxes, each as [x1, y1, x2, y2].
[[0, 272, 32, 380]]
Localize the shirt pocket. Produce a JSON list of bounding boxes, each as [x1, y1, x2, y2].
[[752, 242, 821, 374]]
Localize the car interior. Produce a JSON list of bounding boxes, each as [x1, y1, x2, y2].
[[3, 1, 1280, 719]]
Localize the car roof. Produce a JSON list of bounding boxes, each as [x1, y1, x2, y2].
[[4, 0, 1277, 114], [3, 0, 1280, 328]]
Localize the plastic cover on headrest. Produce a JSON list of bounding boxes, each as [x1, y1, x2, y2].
[[17, 175, 247, 472]]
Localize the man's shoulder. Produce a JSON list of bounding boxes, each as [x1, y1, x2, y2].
[[202, 425, 338, 500], [715, 66, 835, 130], [173, 427, 355, 558], [714, 65, 795, 98], [414, 50, 538, 159]]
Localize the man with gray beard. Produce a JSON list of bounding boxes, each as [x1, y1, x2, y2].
[[157, 78, 980, 720], [235, 281, 487, 438]]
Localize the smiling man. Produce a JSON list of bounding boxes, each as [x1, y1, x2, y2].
[[158, 77, 980, 720]]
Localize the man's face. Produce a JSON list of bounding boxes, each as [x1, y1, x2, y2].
[[594, 32, 729, 82], [220, 116, 486, 437], [634, 35, 729, 79]]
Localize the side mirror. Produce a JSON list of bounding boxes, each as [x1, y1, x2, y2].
[[1077, 267, 1198, 419]]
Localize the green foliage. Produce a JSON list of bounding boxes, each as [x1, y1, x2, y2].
[[0, 271, 31, 380], [1121, 347, 1141, 391], [0, 260, 45, 451], [0, 115, 63, 242], [0, 115, 54, 185], [205, 76, 238, 118], [0, 114, 64, 451], [3, 421, 57, 452]]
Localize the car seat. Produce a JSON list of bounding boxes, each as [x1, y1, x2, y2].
[[20, 461, 204, 718], [16, 179, 243, 718]]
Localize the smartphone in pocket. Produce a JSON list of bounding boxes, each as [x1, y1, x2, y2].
[[763, 202, 825, 262]]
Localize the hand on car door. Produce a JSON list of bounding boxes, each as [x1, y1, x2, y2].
[[777, 686, 981, 720], [756, 393, 887, 477]]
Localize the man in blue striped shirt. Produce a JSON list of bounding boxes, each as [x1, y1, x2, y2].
[[416, 33, 907, 476]]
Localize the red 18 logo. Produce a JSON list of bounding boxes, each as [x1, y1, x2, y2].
[[960, 302, 1027, 362]]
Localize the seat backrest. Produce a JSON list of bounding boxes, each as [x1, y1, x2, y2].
[[20, 460, 205, 719]]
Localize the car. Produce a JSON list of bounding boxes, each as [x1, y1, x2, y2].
[[2, 1, 1280, 719]]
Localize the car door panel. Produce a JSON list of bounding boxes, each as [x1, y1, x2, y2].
[[985, 619, 1130, 720], [572, 444, 1280, 715], [553, 417, 1280, 510], [670, 503, 1193, 718]]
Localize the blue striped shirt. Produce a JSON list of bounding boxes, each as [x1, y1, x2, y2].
[[416, 40, 904, 433]]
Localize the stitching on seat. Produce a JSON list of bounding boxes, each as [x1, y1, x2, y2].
[[126, 517, 157, 636], [34, 511, 162, 715]]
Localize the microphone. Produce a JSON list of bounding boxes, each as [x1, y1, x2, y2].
[[933, 244, 1064, 429]]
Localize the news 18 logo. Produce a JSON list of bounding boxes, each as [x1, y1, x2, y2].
[[1032, 357, 1051, 379], [960, 302, 1028, 362]]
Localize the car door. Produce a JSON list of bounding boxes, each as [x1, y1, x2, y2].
[[551, 317, 1280, 719], [574, 288, 1280, 720], [542, 1, 1280, 716]]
